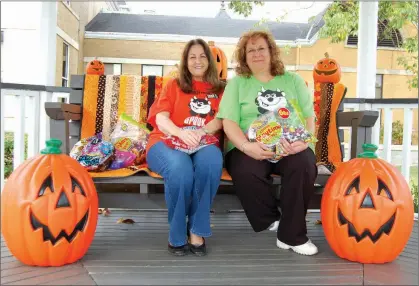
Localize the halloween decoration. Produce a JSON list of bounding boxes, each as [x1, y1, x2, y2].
[[313, 52, 341, 84], [1, 139, 98, 267], [321, 144, 414, 264], [313, 52, 346, 173], [86, 59, 105, 75], [208, 41, 228, 80]]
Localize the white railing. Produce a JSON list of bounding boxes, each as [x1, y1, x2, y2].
[[0, 87, 417, 189], [1, 83, 71, 190], [343, 98, 418, 182]]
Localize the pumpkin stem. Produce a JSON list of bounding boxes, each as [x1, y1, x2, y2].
[[40, 139, 62, 155], [324, 52, 329, 58], [357, 143, 378, 159]]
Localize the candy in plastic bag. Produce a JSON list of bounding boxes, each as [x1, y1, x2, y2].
[[161, 126, 219, 154], [110, 113, 149, 167], [248, 98, 316, 163], [70, 133, 114, 171], [109, 150, 136, 170]]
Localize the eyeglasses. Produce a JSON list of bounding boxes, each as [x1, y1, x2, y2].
[[246, 47, 268, 55]]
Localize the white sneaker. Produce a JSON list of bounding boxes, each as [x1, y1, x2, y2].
[[268, 220, 279, 231], [276, 239, 318, 256]]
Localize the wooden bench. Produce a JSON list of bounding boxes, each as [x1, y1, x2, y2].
[[45, 75, 379, 211]]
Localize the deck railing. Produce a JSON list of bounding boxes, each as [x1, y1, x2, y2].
[[1, 82, 417, 189]]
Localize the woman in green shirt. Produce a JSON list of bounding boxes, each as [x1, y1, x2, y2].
[[217, 30, 318, 256]]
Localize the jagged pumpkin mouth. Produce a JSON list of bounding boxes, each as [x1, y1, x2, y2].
[[30, 210, 89, 245], [337, 208, 395, 243], [314, 69, 337, 76]]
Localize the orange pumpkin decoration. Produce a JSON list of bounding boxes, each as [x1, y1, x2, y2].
[[86, 59, 105, 75], [208, 41, 228, 80], [321, 144, 414, 264], [1, 139, 98, 266], [313, 52, 341, 83]]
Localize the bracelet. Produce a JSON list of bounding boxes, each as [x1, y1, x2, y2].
[[240, 141, 250, 152]]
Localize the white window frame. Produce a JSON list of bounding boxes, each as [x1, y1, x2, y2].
[[62, 42, 70, 87], [141, 64, 163, 76], [104, 63, 122, 75]]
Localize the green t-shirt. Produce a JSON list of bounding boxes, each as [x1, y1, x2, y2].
[[217, 71, 315, 153]]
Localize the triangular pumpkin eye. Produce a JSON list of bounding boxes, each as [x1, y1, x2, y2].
[[38, 175, 54, 197], [377, 179, 393, 201], [71, 177, 86, 197], [217, 55, 221, 62], [345, 177, 360, 196]]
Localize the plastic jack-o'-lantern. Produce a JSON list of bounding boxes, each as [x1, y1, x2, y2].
[[321, 144, 414, 264], [313, 52, 341, 83], [86, 59, 105, 75], [1, 139, 98, 267], [208, 41, 228, 80]]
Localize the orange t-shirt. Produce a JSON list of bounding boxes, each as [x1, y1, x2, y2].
[[146, 78, 224, 153]]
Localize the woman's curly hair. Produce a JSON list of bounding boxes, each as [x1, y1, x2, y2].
[[234, 30, 285, 77]]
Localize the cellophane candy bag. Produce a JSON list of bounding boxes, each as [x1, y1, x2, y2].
[[70, 133, 114, 171], [247, 98, 316, 163], [109, 113, 149, 169], [161, 126, 219, 154]]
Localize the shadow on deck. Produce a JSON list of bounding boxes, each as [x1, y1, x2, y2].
[[2, 211, 418, 285]]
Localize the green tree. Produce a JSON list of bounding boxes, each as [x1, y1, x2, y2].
[[229, 1, 418, 89], [318, 1, 418, 90], [228, 0, 264, 17]]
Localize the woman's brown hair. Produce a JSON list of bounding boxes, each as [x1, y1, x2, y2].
[[177, 39, 225, 93], [234, 30, 285, 77]]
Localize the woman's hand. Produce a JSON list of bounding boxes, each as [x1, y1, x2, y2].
[[279, 138, 308, 156], [178, 129, 201, 148], [243, 142, 275, 161]]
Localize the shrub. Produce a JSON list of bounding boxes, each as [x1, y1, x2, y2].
[[4, 132, 28, 179], [411, 181, 418, 213], [379, 120, 404, 145]]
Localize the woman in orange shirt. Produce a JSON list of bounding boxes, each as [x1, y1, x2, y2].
[[146, 39, 225, 256]]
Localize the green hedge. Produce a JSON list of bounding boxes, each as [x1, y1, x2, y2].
[[4, 132, 28, 178]]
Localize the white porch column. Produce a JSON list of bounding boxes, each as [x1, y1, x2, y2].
[[356, 1, 379, 99], [39, 2, 57, 86]]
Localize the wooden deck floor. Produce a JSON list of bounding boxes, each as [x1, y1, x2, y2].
[[2, 210, 418, 285]]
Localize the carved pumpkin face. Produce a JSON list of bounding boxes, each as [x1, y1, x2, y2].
[[313, 52, 341, 83], [321, 144, 414, 264], [208, 41, 228, 80], [1, 139, 98, 266], [86, 59, 105, 75]]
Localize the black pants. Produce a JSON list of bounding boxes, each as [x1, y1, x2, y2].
[[225, 148, 317, 246]]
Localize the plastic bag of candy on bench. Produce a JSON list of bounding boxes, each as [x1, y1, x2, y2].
[[70, 133, 114, 171], [161, 126, 219, 154], [109, 113, 150, 169], [247, 97, 316, 163]]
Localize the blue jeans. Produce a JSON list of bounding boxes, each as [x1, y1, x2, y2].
[[146, 141, 223, 246]]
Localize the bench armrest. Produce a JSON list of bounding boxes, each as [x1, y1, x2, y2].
[[45, 102, 82, 121], [45, 103, 82, 154], [337, 110, 379, 159]]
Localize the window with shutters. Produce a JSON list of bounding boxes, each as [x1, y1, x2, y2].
[[346, 20, 403, 48]]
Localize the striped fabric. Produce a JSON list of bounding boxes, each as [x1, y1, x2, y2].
[[80, 75, 163, 141]]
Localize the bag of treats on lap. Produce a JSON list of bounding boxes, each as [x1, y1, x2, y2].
[[109, 113, 150, 168], [161, 126, 219, 154], [247, 98, 316, 163], [70, 133, 114, 171]]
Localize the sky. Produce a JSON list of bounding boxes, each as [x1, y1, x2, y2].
[[127, 1, 331, 23]]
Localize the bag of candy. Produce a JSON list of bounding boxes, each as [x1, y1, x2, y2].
[[161, 126, 219, 154], [247, 98, 316, 163], [109, 113, 150, 168], [70, 133, 115, 171]]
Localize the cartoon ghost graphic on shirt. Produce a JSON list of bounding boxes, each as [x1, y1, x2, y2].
[[255, 87, 288, 114]]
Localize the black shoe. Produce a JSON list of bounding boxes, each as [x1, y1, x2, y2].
[[189, 238, 207, 256], [168, 243, 189, 256]]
